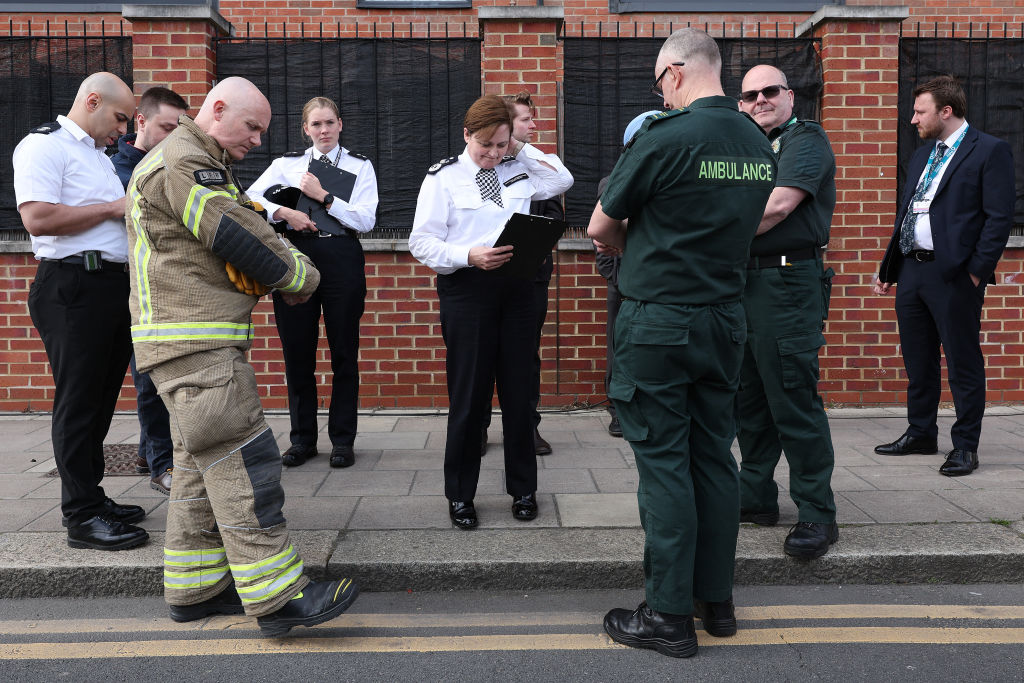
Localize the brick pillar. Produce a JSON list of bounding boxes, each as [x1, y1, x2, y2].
[[479, 7, 564, 154], [798, 7, 909, 405], [122, 4, 232, 111]]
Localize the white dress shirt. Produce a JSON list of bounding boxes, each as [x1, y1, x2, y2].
[[13, 114, 128, 262], [409, 143, 573, 274], [247, 145, 378, 233], [913, 120, 969, 250]]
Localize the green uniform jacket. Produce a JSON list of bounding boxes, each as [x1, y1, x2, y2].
[[601, 97, 777, 305], [126, 116, 320, 372]]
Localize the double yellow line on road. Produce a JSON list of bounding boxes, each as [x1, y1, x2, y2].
[[2, 604, 1023, 659]]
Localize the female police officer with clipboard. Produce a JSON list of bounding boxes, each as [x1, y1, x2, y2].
[[409, 95, 573, 529], [248, 96, 378, 470]]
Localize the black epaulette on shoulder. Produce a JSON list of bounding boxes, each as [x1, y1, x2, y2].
[[30, 121, 61, 135], [347, 150, 369, 161], [283, 150, 305, 157], [500, 155, 517, 164], [427, 156, 458, 175]]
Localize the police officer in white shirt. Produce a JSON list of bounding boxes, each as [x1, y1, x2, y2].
[[247, 96, 378, 470], [409, 94, 573, 530], [13, 72, 149, 551]]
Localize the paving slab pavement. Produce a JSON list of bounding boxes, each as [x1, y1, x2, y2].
[[1, 408, 1023, 598]]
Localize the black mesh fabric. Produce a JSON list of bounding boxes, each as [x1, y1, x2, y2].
[[899, 38, 1024, 228], [562, 37, 822, 226], [0, 36, 132, 231], [216, 38, 481, 232]]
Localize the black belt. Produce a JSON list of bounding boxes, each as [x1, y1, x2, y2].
[[287, 228, 358, 239], [747, 246, 820, 270], [906, 249, 935, 262], [40, 255, 128, 272]]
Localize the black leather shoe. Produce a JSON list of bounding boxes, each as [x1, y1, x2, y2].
[[512, 493, 538, 521], [134, 455, 151, 474], [603, 602, 697, 658], [67, 514, 149, 550], [693, 597, 737, 637], [939, 448, 978, 476], [740, 508, 779, 526], [874, 433, 938, 456], [608, 416, 622, 438], [169, 585, 245, 622], [62, 497, 146, 528], [534, 429, 552, 456], [480, 428, 488, 457], [329, 445, 355, 468], [282, 444, 316, 467], [449, 500, 477, 529], [784, 521, 839, 559], [150, 469, 173, 495], [257, 578, 359, 637]]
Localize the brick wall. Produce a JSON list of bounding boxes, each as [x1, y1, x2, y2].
[[2, 1, 1024, 412]]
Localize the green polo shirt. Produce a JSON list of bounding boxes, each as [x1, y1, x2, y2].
[[601, 96, 776, 305], [749, 118, 836, 256]]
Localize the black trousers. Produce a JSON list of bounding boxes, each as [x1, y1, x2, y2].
[[438, 267, 537, 501], [604, 281, 623, 418], [28, 260, 132, 525], [273, 233, 366, 449], [895, 259, 986, 450]]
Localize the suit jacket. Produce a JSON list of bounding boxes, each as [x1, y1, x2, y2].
[[878, 125, 1015, 284]]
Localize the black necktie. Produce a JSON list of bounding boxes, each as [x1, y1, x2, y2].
[[475, 168, 503, 208], [899, 140, 948, 255]]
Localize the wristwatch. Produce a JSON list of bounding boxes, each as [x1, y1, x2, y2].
[[322, 193, 334, 207]]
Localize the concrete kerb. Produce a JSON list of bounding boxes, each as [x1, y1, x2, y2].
[[2, 523, 1023, 599]]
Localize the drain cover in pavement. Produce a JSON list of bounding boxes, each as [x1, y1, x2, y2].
[[46, 443, 145, 477]]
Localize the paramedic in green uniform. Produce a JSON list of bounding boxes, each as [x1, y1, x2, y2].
[[735, 64, 839, 559], [587, 28, 776, 659]]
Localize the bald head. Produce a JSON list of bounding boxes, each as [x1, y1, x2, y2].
[[738, 64, 794, 132], [67, 72, 135, 148], [655, 28, 724, 108], [194, 77, 271, 161]]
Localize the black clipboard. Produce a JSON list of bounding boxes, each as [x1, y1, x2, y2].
[[295, 156, 358, 235], [492, 212, 567, 280]]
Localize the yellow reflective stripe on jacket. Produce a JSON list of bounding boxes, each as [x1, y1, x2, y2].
[[229, 544, 299, 580], [131, 322, 255, 343], [234, 561, 304, 604], [277, 245, 308, 294], [128, 150, 165, 325], [163, 546, 228, 568], [183, 185, 233, 238]]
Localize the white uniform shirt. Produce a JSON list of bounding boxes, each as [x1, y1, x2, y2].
[[409, 143, 574, 274], [913, 119, 969, 250], [247, 145, 378, 233], [12, 114, 128, 262]]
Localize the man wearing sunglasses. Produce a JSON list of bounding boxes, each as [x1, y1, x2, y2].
[[589, 29, 775, 658], [734, 64, 839, 560]]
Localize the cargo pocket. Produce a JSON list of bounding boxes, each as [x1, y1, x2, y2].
[[776, 331, 825, 389], [821, 267, 835, 320], [608, 378, 650, 443], [162, 357, 263, 455]]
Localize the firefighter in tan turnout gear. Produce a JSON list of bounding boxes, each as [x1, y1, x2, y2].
[[126, 77, 358, 637]]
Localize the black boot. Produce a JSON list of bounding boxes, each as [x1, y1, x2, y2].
[[257, 579, 359, 637], [693, 597, 737, 637], [603, 602, 697, 658], [168, 584, 245, 622]]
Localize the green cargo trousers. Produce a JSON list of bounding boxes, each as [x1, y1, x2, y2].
[[736, 258, 836, 522], [149, 347, 309, 617], [608, 299, 746, 616]]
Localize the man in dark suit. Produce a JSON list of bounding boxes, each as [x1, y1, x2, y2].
[[873, 75, 1015, 477]]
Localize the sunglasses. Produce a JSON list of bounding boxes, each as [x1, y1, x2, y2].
[[739, 84, 788, 103]]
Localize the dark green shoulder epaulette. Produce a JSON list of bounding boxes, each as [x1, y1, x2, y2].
[[626, 109, 686, 148], [30, 121, 61, 135], [427, 157, 458, 175]]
